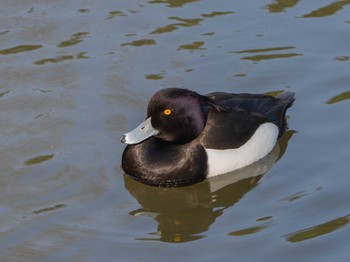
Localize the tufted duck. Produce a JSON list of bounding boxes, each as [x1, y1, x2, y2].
[[121, 88, 294, 187]]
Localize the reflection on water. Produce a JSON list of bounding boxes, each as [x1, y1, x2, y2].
[[125, 131, 294, 243], [266, 0, 350, 17], [0, 90, 10, 97], [32, 204, 67, 214], [302, 0, 350, 18], [0, 45, 42, 55], [24, 154, 55, 166], [145, 72, 166, 80], [125, 174, 262, 243], [201, 11, 234, 17], [233, 46, 296, 54], [178, 41, 205, 51], [150, 17, 203, 35], [106, 11, 128, 19], [57, 32, 89, 48], [33, 52, 89, 65], [266, 0, 300, 13], [232, 46, 302, 62], [286, 214, 350, 242], [148, 0, 200, 8], [326, 91, 350, 104], [229, 223, 270, 236], [240, 53, 302, 62], [335, 56, 349, 61], [0, 30, 10, 35], [120, 39, 156, 47], [150, 12, 233, 35], [282, 191, 309, 202]]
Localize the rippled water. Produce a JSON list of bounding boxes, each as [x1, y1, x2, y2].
[[1, 0, 350, 261]]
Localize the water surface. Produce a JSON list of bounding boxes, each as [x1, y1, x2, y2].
[[1, 0, 350, 261]]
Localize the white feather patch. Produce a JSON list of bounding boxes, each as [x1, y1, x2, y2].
[[205, 122, 279, 178]]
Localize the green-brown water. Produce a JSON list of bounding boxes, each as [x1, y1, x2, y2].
[[1, 0, 350, 261]]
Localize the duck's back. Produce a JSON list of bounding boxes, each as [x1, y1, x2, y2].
[[206, 91, 295, 135], [199, 91, 294, 150]]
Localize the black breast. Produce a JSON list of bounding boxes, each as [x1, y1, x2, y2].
[[121, 138, 208, 187]]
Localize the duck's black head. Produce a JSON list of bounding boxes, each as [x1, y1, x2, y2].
[[121, 88, 224, 145], [147, 88, 210, 144]]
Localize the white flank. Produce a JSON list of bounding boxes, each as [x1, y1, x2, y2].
[[205, 122, 279, 178]]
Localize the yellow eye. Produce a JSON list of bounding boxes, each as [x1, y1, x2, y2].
[[164, 109, 172, 115]]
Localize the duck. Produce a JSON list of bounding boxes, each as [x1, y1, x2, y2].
[[120, 88, 294, 187]]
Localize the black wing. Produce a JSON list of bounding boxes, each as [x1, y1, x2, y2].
[[199, 92, 294, 149]]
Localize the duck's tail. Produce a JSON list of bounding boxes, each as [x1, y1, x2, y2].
[[274, 92, 295, 137]]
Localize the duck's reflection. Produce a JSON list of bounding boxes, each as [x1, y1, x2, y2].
[[124, 130, 294, 243]]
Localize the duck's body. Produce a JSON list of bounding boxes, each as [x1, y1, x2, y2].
[[121, 88, 294, 187]]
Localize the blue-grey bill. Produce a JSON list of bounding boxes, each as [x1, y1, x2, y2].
[[120, 117, 158, 144]]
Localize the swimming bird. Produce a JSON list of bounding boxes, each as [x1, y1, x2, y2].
[[120, 88, 294, 187]]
